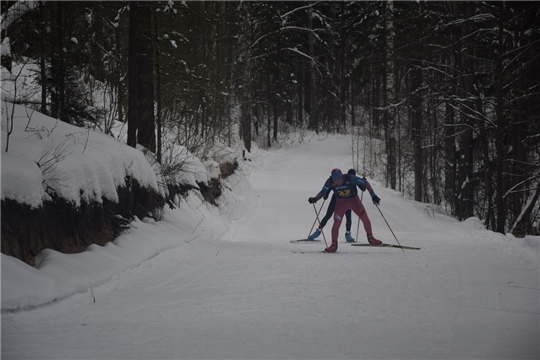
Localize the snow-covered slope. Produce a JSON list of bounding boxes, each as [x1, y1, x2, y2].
[[2, 131, 538, 359], [1, 102, 166, 207], [1, 99, 244, 310]]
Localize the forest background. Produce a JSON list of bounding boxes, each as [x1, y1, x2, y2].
[[2, 0, 539, 245]]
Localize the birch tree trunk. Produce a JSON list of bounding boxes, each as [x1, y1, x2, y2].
[[308, 4, 318, 132]]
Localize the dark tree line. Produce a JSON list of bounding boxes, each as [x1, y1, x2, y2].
[[2, 1, 539, 236]]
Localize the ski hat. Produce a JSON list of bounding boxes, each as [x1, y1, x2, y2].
[[331, 168, 343, 184], [347, 168, 356, 175]]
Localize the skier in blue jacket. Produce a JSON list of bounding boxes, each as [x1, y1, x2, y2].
[[308, 169, 359, 242], [309, 168, 382, 253]]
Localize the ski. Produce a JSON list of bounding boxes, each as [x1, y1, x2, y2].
[[351, 243, 421, 250], [291, 250, 357, 254], [290, 239, 322, 243]]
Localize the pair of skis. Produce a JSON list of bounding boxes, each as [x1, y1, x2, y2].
[[290, 238, 421, 250], [302, 202, 419, 252]]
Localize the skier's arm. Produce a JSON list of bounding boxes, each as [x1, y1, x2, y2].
[[309, 178, 332, 203], [352, 176, 380, 204]]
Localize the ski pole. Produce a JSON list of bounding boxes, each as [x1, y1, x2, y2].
[[312, 202, 328, 247], [356, 191, 364, 241], [355, 217, 360, 243], [307, 199, 326, 238], [375, 203, 404, 252]]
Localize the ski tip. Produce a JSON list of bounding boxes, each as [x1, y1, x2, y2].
[[290, 239, 322, 243]]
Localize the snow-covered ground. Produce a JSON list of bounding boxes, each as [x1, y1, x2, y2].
[[2, 130, 539, 359]]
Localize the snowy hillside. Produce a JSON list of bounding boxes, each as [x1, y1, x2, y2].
[[0, 100, 221, 208], [2, 132, 538, 359]]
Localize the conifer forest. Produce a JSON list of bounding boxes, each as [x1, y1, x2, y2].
[[2, 1, 540, 236]]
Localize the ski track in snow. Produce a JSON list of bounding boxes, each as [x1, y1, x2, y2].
[[2, 135, 539, 359]]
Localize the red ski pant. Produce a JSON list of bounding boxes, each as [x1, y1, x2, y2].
[[331, 196, 372, 244]]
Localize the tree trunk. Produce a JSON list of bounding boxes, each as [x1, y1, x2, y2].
[[372, 76, 381, 133], [273, 31, 280, 143], [350, 80, 355, 127], [50, 2, 65, 121], [494, 2, 507, 234], [127, 2, 138, 148], [154, 18, 162, 163], [238, 1, 252, 152], [128, 1, 155, 152], [444, 101, 456, 214], [297, 69, 303, 126], [39, 2, 47, 115], [455, 2, 476, 221], [411, 3, 424, 202], [411, 65, 423, 202], [384, 0, 397, 190], [308, 5, 318, 132]]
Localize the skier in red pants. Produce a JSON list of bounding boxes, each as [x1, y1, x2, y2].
[[309, 168, 382, 253], [308, 168, 358, 242]]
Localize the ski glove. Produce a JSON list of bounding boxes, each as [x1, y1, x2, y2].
[[308, 197, 317, 204], [372, 195, 381, 205]]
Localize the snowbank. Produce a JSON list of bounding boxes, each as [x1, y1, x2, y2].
[[1, 102, 165, 207], [1, 97, 253, 311], [1, 189, 235, 311]]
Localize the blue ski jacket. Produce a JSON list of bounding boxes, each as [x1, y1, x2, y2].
[[314, 174, 376, 202]]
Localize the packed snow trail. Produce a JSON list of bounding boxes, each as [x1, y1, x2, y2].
[[2, 135, 539, 359]]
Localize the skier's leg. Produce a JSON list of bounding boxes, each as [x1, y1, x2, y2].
[[344, 209, 355, 242], [310, 194, 336, 240], [331, 199, 347, 244], [350, 198, 370, 232], [320, 194, 336, 229], [351, 198, 381, 245], [345, 209, 352, 232]]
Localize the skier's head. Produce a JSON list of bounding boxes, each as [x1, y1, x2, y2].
[[331, 168, 343, 185], [347, 168, 356, 176]]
